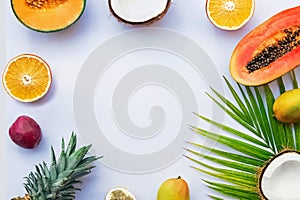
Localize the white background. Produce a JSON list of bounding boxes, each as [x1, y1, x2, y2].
[[4, 0, 300, 199]]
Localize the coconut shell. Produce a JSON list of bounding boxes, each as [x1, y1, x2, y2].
[[108, 0, 171, 25], [257, 149, 300, 200]]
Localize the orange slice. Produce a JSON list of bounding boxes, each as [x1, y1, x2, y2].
[[2, 54, 52, 102], [206, 0, 255, 30]]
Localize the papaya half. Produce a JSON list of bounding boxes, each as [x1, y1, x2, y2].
[[230, 6, 300, 86], [11, 0, 86, 32]]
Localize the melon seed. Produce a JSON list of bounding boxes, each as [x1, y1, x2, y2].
[[246, 25, 300, 73], [26, 0, 67, 8]]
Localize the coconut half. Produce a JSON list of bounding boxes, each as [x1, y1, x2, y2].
[[105, 186, 137, 200], [108, 0, 171, 25], [259, 150, 300, 200]]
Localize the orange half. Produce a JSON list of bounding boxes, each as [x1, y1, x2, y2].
[[206, 0, 255, 30], [2, 54, 52, 102]]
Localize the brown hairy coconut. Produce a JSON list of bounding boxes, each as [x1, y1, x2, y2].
[[108, 0, 171, 25]]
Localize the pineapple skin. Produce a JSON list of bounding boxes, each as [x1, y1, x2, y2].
[[11, 194, 31, 200]]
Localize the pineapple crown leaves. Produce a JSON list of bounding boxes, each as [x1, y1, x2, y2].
[[14, 132, 101, 200], [187, 71, 300, 199]]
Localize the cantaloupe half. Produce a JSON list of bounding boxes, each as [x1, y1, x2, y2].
[[11, 0, 86, 32]]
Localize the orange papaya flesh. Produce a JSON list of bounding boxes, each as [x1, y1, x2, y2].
[[230, 6, 300, 86]]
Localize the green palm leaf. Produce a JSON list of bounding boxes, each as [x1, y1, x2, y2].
[[187, 72, 299, 199]]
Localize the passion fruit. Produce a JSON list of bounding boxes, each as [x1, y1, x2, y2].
[[105, 186, 137, 200]]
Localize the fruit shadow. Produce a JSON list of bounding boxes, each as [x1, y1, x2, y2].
[[26, 21, 87, 44], [25, 3, 100, 42]]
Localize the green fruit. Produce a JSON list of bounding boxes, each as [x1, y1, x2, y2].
[[157, 176, 190, 200], [273, 88, 300, 123], [11, 132, 99, 200]]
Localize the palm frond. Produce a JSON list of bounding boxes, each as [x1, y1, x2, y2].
[[208, 195, 224, 200], [204, 180, 260, 200], [188, 72, 299, 199], [186, 142, 264, 166]]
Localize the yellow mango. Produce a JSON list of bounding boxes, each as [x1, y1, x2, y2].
[[273, 88, 300, 123], [157, 176, 190, 200]]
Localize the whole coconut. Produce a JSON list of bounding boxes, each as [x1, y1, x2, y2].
[[9, 115, 42, 149]]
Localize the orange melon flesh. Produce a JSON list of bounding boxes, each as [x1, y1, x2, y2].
[[230, 6, 300, 86], [12, 0, 85, 32]]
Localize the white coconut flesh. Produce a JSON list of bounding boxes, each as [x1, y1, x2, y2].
[[260, 151, 300, 200], [109, 0, 169, 23], [105, 187, 137, 200]]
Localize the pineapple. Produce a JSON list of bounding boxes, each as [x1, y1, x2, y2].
[[11, 132, 100, 200], [187, 72, 300, 199]]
